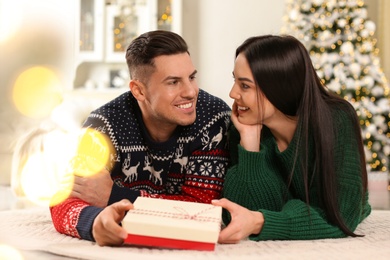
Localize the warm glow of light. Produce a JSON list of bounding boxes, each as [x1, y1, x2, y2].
[[70, 128, 114, 178], [0, 0, 24, 43], [19, 128, 114, 206], [0, 245, 23, 260], [12, 66, 63, 118], [21, 153, 70, 207], [20, 130, 78, 207]]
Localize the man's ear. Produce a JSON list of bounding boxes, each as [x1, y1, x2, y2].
[[129, 80, 145, 101]]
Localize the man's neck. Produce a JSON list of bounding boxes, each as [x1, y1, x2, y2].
[[142, 117, 177, 143]]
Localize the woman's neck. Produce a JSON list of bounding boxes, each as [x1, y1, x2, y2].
[[266, 113, 298, 152]]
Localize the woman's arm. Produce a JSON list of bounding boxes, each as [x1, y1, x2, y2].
[[220, 113, 370, 241]]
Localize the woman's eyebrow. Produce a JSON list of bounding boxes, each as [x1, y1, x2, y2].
[[232, 72, 254, 83], [238, 77, 254, 83]]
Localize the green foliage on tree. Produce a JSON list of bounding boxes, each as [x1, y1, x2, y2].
[[282, 0, 390, 172]]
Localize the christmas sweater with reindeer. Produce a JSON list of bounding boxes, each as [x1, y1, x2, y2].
[[50, 89, 231, 241]]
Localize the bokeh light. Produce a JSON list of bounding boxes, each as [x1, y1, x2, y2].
[[17, 127, 114, 207], [0, 0, 24, 43], [70, 128, 114, 177], [12, 66, 63, 119], [0, 244, 23, 260], [19, 130, 78, 207]]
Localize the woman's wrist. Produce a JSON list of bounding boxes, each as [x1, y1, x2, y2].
[[237, 126, 262, 152], [240, 138, 260, 152], [251, 211, 264, 235]]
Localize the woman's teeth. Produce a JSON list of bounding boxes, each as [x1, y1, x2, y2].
[[237, 106, 249, 111]]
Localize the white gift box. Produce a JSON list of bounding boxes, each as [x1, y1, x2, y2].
[[122, 197, 222, 251]]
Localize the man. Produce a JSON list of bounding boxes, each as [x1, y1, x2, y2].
[[50, 30, 231, 246]]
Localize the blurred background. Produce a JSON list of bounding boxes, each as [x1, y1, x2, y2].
[[0, 0, 389, 210]]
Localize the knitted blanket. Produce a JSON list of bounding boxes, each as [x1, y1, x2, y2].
[[0, 207, 389, 260]]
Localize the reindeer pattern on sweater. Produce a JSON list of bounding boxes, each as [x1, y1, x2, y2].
[[50, 89, 231, 241]]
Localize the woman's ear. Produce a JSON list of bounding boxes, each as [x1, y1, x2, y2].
[[129, 80, 145, 101]]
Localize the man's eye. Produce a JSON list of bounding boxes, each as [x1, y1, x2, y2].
[[190, 75, 196, 80], [168, 80, 178, 85]]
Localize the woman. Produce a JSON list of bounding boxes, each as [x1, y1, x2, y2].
[[212, 35, 371, 243]]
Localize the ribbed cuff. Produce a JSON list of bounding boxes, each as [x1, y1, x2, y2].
[[76, 206, 103, 241], [249, 209, 291, 241]]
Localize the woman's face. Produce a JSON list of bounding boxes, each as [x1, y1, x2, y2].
[[229, 53, 276, 125]]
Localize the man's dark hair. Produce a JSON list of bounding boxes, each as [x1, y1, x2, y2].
[[125, 30, 189, 82]]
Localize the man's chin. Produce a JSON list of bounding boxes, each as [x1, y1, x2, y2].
[[177, 116, 196, 126]]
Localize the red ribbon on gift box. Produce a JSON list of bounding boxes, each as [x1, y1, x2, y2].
[[129, 205, 221, 223]]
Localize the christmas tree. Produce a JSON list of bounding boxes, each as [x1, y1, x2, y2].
[[281, 0, 390, 173]]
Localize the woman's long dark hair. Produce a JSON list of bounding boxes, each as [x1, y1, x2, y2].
[[236, 35, 368, 236]]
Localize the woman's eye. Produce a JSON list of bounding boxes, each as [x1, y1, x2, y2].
[[241, 84, 249, 89]]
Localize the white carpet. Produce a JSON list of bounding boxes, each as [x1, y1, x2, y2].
[[0, 207, 389, 259]]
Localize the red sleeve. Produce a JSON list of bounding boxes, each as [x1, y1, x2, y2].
[[50, 197, 89, 238]]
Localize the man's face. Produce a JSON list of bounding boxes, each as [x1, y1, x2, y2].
[[140, 53, 199, 135]]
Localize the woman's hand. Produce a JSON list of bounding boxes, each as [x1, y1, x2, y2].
[[92, 199, 134, 246], [231, 102, 262, 152], [212, 198, 264, 244]]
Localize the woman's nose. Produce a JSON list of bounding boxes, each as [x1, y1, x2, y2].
[[229, 84, 239, 100]]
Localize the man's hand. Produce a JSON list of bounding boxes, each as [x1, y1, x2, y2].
[[71, 168, 113, 208], [92, 199, 134, 246], [212, 198, 264, 244]]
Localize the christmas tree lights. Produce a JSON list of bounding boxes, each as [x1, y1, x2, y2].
[[282, 0, 390, 173]]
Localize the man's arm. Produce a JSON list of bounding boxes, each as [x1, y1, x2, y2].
[[49, 126, 118, 240], [50, 196, 132, 244], [50, 196, 99, 240]]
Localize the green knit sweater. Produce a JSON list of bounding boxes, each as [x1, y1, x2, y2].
[[222, 109, 371, 240]]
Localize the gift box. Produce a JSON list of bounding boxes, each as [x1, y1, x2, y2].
[[122, 197, 222, 251]]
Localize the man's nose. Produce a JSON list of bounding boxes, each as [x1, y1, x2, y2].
[[181, 80, 197, 97]]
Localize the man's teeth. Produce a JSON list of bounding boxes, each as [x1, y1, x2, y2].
[[177, 103, 192, 109], [238, 106, 249, 111]]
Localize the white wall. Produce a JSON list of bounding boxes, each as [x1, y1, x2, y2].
[[0, 0, 76, 185], [182, 0, 285, 106], [0, 0, 286, 185]]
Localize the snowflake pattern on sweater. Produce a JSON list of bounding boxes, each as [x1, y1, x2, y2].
[[50, 89, 231, 241]]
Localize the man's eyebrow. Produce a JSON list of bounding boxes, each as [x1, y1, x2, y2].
[[190, 70, 197, 77], [162, 70, 198, 82]]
